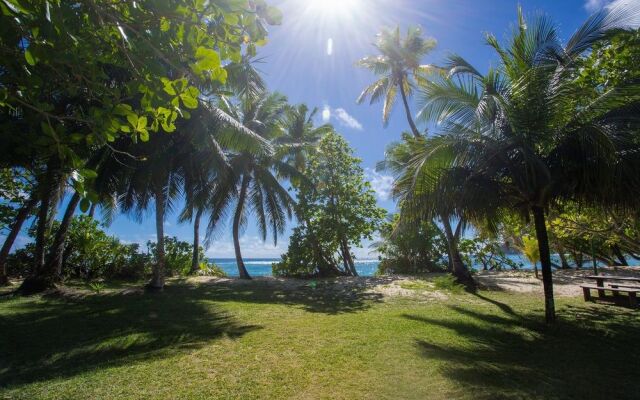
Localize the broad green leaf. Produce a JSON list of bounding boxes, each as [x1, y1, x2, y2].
[[24, 49, 36, 66], [79, 198, 90, 213]]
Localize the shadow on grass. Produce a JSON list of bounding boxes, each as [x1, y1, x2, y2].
[[0, 278, 383, 388], [404, 302, 640, 400], [196, 278, 385, 314], [0, 284, 261, 388]]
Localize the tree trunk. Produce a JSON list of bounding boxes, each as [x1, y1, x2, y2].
[[148, 187, 166, 290], [190, 208, 203, 275], [18, 166, 58, 294], [0, 198, 37, 285], [557, 245, 571, 269], [88, 203, 97, 218], [571, 251, 584, 269], [532, 206, 555, 324], [45, 192, 81, 277], [611, 244, 628, 266], [441, 216, 474, 286], [233, 176, 251, 279], [340, 239, 357, 276], [398, 81, 421, 138]]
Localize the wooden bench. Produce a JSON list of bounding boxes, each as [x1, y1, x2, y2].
[[580, 284, 639, 307], [585, 275, 640, 298]]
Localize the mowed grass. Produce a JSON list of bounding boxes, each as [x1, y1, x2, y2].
[[1, 279, 639, 400]]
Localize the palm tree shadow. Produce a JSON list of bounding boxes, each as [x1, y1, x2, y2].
[[472, 291, 518, 316], [199, 278, 385, 314], [404, 304, 640, 399], [0, 284, 261, 388]]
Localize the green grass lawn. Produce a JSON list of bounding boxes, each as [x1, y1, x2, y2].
[[1, 279, 639, 399]]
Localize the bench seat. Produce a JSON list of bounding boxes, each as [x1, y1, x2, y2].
[[580, 284, 639, 307]]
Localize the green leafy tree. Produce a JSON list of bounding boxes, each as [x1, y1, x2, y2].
[[520, 236, 541, 279], [275, 132, 386, 277], [1, 0, 281, 293]]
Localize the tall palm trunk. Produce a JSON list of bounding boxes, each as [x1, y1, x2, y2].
[[532, 206, 555, 324], [18, 166, 58, 294], [398, 80, 420, 138], [190, 208, 203, 274], [45, 192, 81, 276], [148, 187, 166, 290], [441, 216, 473, 286], [34, 173, 56, 275], [88, 203, 97, 218], [0, 198, 37, 285], [233, 176, 251, 279]]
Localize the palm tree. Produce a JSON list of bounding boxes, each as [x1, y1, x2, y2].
[[356, 26, 439, 137], [415, 5, 640, 322], [207, 92, 301, 279], [377, 133, 476, 286], [179, 55, 270, 275]]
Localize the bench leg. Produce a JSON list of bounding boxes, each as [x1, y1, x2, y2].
[[629, 292, 638, 308], [583, 287, 592, 302], [596, 278, 606, 298]]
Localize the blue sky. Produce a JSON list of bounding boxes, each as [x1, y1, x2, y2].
[[11, 0, 617, 258]]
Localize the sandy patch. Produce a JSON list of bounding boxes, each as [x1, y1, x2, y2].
[[475, 267, 640, 297], [191, 267, 640, 299]]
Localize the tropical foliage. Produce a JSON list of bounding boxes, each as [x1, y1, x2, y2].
[[274, 132, 386, 277], [374, 213, 447, 275]]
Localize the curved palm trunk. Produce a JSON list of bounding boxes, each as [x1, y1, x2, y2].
[[398, 82, 421, 138], [532, 206, 555, 324], [0, 198, 37, 285], [45, 192, 81, 277], [190, 208, 203, 275], [233, 176, 251, 279], [148, 187, 166, 290], [441, 216, 474, 286]]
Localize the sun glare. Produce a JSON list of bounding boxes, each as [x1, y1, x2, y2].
[[306, 0, 364, 17]]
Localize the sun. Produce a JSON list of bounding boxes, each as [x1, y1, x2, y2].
[[305, 0, 364, 18]]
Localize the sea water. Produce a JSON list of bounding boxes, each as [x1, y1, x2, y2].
[[211, 255, 602, 277]]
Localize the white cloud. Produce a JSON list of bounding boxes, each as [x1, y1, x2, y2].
[[333, 108, 363, 131], [584, 0, 614, 12], [321, 106, 363, 131], [365, 168, 394, 201]]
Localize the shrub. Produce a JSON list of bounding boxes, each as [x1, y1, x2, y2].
[[433, 275, 465, 294], [374, 214, 447, 275], [197, 260, 227, 277]]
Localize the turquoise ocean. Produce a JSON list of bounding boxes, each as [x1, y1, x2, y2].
[[211, 254, 610, 277]]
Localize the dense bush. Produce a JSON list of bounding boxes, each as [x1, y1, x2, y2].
[[7, 216, 151, 280], [374, 215, 447, 275]]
